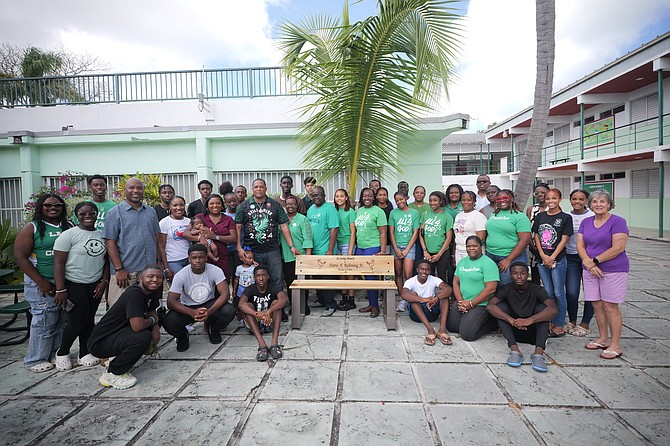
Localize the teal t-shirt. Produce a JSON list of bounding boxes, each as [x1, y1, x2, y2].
[[485, 210, 532, 256], [280, 213, 313, 262], [72, 199, 117, 231], [421, 210, 453, 254], [455, 255, 500, 304], [389, 208, 420, 247], [53, 226, 107, 283], [307, 202, 340, 255], [337, 207, 356, 246], [444, 203, 463, 221], [355, 206, 387, 249]]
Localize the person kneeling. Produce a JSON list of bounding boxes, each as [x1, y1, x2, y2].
[[401, 259, 454, 346], [87, 265, 163, 390], [238, 265, 287, 362], [163, 244, 236, 352], [487, 262, 557, 373]]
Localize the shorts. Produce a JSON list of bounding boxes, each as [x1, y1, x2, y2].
[[392, 244, 416, 260], [582, 271, 628, 304], [337, 243, 353, 256]]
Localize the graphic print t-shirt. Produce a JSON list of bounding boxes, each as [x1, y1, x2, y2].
[[236, 198, 288, 253], [243, 284, 280, 329], [531, 211, 573, 260]]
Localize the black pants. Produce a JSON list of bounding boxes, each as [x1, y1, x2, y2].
[[283, 261, 296, 290], [163, 299, 235, 340], [428, 248, 453, 286], [227, 250, 240, 286], [88, 326, 152, 375], [446, 301, 498, 341], [59, 280, 103, 357], [495, 302, 549, 349]]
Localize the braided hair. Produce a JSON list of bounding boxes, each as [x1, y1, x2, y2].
[[32, 194, 71, 238], [493, 189, 522, 215]]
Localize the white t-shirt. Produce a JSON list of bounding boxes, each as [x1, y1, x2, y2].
[[566, 209, 594, 255], [169, 263, 225, 306], [453, 210, 488, 264], [159, 216, 191, 261], [403, 275, 443, 298], [476, 193, 489, 212]]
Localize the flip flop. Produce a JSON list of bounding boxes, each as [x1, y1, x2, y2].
[[548, 328, 565, 338], [436, 332, 453, 345], [585, 341, 609, 350], [424, 334, 436, 346], [600, 350, 622, 360]]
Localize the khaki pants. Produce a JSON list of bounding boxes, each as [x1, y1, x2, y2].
[[107, 272, 140, 308]]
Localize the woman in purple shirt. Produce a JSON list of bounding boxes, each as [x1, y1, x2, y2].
[[577, 190, 629, 360]]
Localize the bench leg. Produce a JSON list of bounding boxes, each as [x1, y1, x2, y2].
[[291, 289, 305, 330], [0, 312, 31, 347], [384, 289, 396, 330]]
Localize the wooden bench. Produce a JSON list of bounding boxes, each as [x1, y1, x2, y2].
[[289, 255, 397, 330], [0, 284, 31, 347]]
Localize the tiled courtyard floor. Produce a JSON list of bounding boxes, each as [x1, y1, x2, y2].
[[0, 237, 668, 445]]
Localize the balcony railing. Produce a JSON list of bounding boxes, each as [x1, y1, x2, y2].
[[509, 114, 670, 171], [0, 67, 308, 107]]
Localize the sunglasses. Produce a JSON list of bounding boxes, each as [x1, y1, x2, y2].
[[77, 211, 98, 218], [495, 197, 511, 202], [476, 180, 490, 183], [43, 203, 64, 209]]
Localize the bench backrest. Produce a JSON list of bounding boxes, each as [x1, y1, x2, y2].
[[295, 255, 394, 277]]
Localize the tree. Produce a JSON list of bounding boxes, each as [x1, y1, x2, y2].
[[513, 0, 555, 207], [279, 0, 463, 195]]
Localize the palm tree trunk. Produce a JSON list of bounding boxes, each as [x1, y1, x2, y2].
[[515, 0, 555, 206]]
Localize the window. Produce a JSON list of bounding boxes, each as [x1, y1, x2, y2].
[[631, 94, 659, 126], [584, 116, 595, 124], [600, 110, 612, 119], [601, 172, 625, 180], [631, 169, 660, 198], [0, 177, 23, 227], [584, 175, 596, 182], [613, 104, 625, 114]]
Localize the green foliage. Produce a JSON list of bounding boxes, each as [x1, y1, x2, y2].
[[116, 173, 164, 207], [24, 171, 90, 221], [278, 0, 463, 195], [0, 219, 21, 284]]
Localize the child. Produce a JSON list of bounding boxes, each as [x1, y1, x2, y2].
[[189, 215, 219, 262], [233, 249, 256, 327]]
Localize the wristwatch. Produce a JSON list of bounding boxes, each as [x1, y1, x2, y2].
[[592, 257, 600, 265], [215, 235, 220, 241]]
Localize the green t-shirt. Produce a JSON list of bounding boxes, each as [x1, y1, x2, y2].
[[307, 202, 340, 255], [53, 226, 107, 283], [485, 209, 532, 256], [455, 255, 500, 305], [354, 206, 387, 249], [421, 210, 453, 254], [280, 213, 313, 262], [30, 221, 63, 279], [72, 199, 117, 231], [389, 208, 420, 247], [409, 202, 430, 222], [444, 203, 463, 221], [337, 207, 356, 246]]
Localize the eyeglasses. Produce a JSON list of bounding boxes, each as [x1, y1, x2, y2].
[[77, 211, 98, 218], [476, 180, 490, 183], [43, 203, 64, 209], [495, 197, 511, 202]]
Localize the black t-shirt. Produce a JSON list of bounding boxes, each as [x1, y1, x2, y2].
[[187, 199, 206, 219], [153, 204, 169, 221], [495, 282, 550, 318], [242, 284, 280, 328], [235, 197, 288, 253], [88, 285, 160, 344], [531, 211, 573, 260]]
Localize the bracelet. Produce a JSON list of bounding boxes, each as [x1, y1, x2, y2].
[[163, 268, 169, 273], [55, 289, 67, 294], [101, 279, 109, 284], [115, 266, 125, 272], [148, 316, 156, 326]]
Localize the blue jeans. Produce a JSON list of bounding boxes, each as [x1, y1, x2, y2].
[[409, 301, 440, 322], [537, 256, 567, 326], [23, 277, 66, 367], [566, 253, 594, 325], [168, 258, 189, 275], [356, 246, 381, 307], [253, 249, 284, 293], [485, 251, 529, 286]]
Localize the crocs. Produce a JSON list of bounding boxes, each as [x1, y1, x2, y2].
[[531, 354, 548, 372], [29, 362, 55, 373], [55, 354, 72, 371], [506, 351, 524, 367], [77, 354, 101, 367]]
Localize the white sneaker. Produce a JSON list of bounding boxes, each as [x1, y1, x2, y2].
[[186, 324, 195, 333], [396, 299, 407, 312], [77, 354, 101, 367], [99, 369, 138, 390], [55, 353, 72, 371]]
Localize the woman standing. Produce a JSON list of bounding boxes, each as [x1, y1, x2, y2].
[[565, 189, 594, 336], [453, 191, 488, 265], [376, 187, 393, 254], [158, 196, 191, 282], [14, 194, 72, 372], [577, 190, 629, 360], [193, 194, 237, 275], [444, 184, 464, 222], [485, 189, 531, 286], [389, 192, 421, 297], [419, 191, 454, 284], [334, 189, 357, 310], [53, 202, 109, 370], [355, 188, 388, 318], [527, 183, 549, 284], [280, 196, 313, 291], [409, 185, 430, 222], [532, 188, 573, 337], [448, 235, 499, 341]]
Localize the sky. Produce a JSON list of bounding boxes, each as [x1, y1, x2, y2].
[[2, 0, 670, 131]]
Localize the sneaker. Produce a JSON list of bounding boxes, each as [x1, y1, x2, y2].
[[208, 329, 222, 344], [55, 353, 72, 371], [309, 301, 325, 308], [238, 319, 246, 328], [176, 333, 190, 352], [99, 369, 138, 390], [186, 324, 195, 333], [322, 307, 336, 317], [531, 354, 548, 373], [396, 299, 407, 312]]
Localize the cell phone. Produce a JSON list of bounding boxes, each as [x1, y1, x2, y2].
[[63, 299, 75, 312]]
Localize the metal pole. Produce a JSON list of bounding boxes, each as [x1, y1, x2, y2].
[[580, 102, 585, 186], [479, 143, 483, 173], [487, 143, 491, 174], [658, 69, 664, 238]]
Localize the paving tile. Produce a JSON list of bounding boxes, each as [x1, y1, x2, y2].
[[34, 400, 163, 445], [222, 333, 270, 347], [489, 364, 599, 407], [0, 359, 13, 370], [634, 301, 670, 317], [341, 362, 419, 402], [467, 333, 518, 364], [347, 316, 400, 336], [642, 367, 670, 387], [407, 333, 480, 363], [416, 363, 507, 404], [346, 335, 408, 361], [620, 303, 657, 318], [292, 315, 346, 335], [134, 400, 244, 446], [431, 405, 535, 445], [624, 317, 670, 339], [180, 362, 268, 398], [523, 408, 646, 446], [0, 399, 83, 446], [157, 334, 226, 359], [616, 410, 670, 445], [23, 365, 104, 397], [566, 366, 670, 409], [239, 402, 333, 445], [99, 360, 204, 398], [546, 335, 628, 366], [261, 360, 339, 401], [0, 361, 57, 396], [615, 339, 670, 366], [213, 346, 261, 360], [339, 402, 434, 445], [280, 333, 343, 360], [0, 342, 28, 361]]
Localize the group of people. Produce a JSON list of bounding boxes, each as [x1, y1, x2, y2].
[[14, 171, 630, 389]]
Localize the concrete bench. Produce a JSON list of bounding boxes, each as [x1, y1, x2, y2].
[[290, 255, 397, 330]]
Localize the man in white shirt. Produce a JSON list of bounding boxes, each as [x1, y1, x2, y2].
[[475, 174, 492, 211]]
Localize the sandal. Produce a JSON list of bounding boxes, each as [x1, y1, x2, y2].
[[585, 341, 609, 350], [256, 346, 269, 362], [436, 332, 453, 345], [548, 328, 565, 338], [600, 349, 622, 360], [77, 354, 101, 367], [563, 322, 575, 331], [55, 354, 72, 371], [29, 362, 55, 373], [506, 351, 524, 367], [567, 325, 590, 337], [269, 344, 283, 360], [424, 334, 436, 346]]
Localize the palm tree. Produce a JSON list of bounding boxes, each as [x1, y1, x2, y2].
[[513, 0, 556, 206], [279, 0, 463, 195]]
